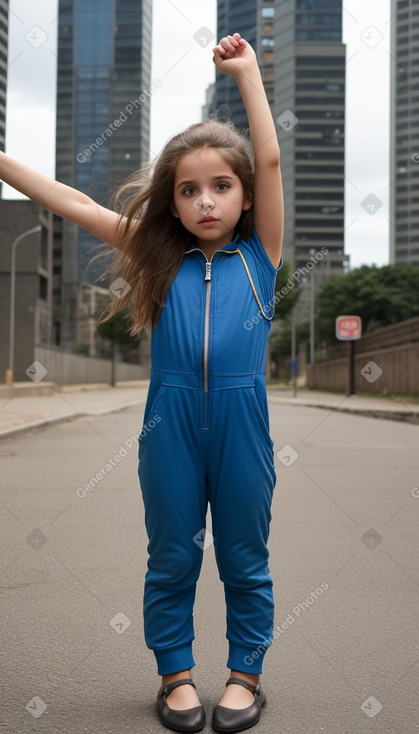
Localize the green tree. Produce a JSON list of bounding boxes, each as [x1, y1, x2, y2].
[[269, 320, 309, 358], [97, 302, 140, 386], [272, 260, 301, 321], [316, 265, 419, 344], [268, 262, 304, 375]]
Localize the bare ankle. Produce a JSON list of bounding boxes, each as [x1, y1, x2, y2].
[[230, 669, 260, 685], [162, 669, 192, 686]]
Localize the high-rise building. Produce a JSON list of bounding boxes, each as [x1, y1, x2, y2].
[[211, 0, 346, 283], [213, 0, 274, 127], [0, 0, 8, 158], [0, 201, 54, 382], [0, 2, 55, 381], [274, 0, 346, 277], [390, 0, 419, 266], [54, 0, 152, 346]]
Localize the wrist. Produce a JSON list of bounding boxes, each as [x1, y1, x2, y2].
[[234, 65, 263, 86]]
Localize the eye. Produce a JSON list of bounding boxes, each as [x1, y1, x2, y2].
[[183, 187, 196, 196], [215, 182, 230, 191]]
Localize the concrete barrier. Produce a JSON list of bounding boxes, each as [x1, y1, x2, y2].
[[307, 317, 419, 396], [34, 346, 150, 385]]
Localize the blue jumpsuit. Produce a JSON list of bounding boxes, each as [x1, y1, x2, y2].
[[138, 230, 281, 676]]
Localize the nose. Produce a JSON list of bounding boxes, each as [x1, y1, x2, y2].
[[194, 192, 215, 214]]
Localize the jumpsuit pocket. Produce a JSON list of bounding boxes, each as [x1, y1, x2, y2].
[[248, 387, 275, 451], [139, 385, 167, 442]]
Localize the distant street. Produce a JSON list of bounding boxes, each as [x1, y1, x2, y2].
[[1, 398, 418, 733]]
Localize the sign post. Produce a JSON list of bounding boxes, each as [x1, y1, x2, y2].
[[335, 315, 362, 396]]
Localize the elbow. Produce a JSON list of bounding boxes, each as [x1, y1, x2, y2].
[[269, 154, 281, 169], [264, 145, 281, 168]]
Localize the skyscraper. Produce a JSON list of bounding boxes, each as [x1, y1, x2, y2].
[[214, 0, 274, 127], [390, 0, 419, 266], [274, 0, 346, 277], [214, 1, 258, 126], [211, 0, 346, 284], [0, 0, 8, 158], [54, 0, 152, 345]]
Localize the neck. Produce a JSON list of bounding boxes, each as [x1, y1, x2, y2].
[[196, 231, 237, 259]]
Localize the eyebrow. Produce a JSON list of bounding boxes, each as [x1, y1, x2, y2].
[[176, 175, 235, 189]]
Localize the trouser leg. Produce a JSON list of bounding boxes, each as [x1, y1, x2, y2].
[[209, 387, 276, 675], [138, 386, 207, 675]]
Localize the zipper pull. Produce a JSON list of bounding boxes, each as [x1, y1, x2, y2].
[[204, 261, 212, 282]]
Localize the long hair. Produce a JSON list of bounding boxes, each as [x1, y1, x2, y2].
[[99, 119, 255, 333]]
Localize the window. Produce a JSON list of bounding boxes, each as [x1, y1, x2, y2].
[[297, 0, 340, 8], [296, 30, 341, 41], [296, 56, 345, 66], [261, 7, 274, 18], [296, 13, 341, 28], [39, 276, 48, 300]]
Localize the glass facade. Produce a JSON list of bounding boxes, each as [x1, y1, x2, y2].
[[295, 0, 342, 40], [390, 0, 419, 265], [211, 0, 346, 287], [274, 0, 346, 279], [213, 0, 275, 129], [213, 0, 259, 129], [56, 0, 152, 284]]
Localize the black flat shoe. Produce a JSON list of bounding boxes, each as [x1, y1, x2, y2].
[[212, 677, 266, 733], [157, 678, 206, 733]]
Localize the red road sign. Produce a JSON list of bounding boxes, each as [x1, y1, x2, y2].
[[336, 315, 362, 340]]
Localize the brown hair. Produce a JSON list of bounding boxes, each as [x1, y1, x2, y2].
[[100, 119, 255, 333]]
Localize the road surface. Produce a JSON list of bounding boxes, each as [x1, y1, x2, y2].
[[1, 397, 418, 733]]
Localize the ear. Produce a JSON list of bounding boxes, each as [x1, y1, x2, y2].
[[170, 202, 180, 218], [242, 195, 252, 212]]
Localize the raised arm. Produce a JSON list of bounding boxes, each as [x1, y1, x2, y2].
[[0, 151, 124, 249], [212, 33, 283, 268]]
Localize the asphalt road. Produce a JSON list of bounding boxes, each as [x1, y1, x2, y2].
[[1, 398, 418, 733]]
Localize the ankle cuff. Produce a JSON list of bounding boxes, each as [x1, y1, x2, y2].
[[227, 641, 269, 675], [155, 643, 195, 676]]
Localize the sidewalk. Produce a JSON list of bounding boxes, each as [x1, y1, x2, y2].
[[0, 380, 150, 439], [267, 384, 419, 424], [0, 380, 418, 440]]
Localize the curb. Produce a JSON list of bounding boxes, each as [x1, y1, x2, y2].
[[0, 398, 145, 441], [0, 380, 150, 399], [268, 395, 419, 424], [337, 408, 419, 424]]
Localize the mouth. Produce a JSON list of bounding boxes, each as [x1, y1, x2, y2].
[[198, 216, 218, 224]]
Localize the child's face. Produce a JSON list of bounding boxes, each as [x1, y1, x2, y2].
[[171, 147, 252, 250]]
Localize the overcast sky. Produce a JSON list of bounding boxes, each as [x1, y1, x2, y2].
[[3, 0, 391, 268]]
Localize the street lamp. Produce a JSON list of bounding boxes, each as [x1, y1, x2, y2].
[[309, 248, 316, 365], [5, 224, 42, 385]]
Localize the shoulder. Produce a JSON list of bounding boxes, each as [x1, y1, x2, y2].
[[238, 230, 283, 274]]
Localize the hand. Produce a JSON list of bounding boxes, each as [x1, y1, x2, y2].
[[212, 33, 258, 78]]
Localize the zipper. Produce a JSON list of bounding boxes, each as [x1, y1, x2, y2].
[[188, 246, 233, 398], [189, 248, 216, 394], [203, 260, 212, 393]]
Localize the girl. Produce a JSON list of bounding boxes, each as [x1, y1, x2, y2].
[[0, 33, 283, 733]]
